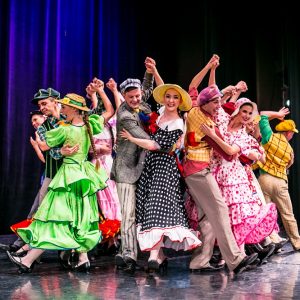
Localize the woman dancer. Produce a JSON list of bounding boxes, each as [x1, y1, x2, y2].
[[121, 84, 201, 272], [201, 97, 278, 249], [7, 93, 109, 273]]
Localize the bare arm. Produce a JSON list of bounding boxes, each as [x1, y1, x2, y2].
[[30, 137, 45, 163], [200, 124, 240, 155], [106, 78, 122, 110], [208, 57, 220, 86], [189, 54, 219, 90], [120, 128, 160, 151], [260, 107, 290, 120]]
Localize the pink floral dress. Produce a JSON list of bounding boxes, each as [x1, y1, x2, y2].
[[210, 109, 278, 245]]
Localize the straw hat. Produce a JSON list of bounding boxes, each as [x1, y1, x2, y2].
[[153, 84, 192, 111], [56, 93, 90, 112]]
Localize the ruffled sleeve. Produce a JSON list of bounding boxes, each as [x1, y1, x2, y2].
[[89, 114, 104, 135], [45, 126, 67, 148]]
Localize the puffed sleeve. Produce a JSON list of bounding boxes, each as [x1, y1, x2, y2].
[[89, 114, 104, 135], [45, 126, 67, 148]]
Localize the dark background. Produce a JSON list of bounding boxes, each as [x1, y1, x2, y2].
[[1, 0, 300, 234]]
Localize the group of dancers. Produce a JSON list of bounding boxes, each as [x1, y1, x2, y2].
[[1, 55, 300, 277]]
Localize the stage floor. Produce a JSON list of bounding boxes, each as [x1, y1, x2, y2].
[[0, 234, 300, 299]]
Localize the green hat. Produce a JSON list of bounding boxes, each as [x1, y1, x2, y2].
[[31, 87, 60, 104]]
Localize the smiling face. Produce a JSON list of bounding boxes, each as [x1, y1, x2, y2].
[[235, 103, 254, 125], [201, 97, 221, 116], [31, 114, 46, 129], [37, 97, 57, 117], [123, 87, 142, 110], [60, 104, 77, 122], [162, 88, 182, 112]]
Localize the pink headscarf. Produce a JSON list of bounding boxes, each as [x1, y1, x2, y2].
[[231, 97, 258, 118]]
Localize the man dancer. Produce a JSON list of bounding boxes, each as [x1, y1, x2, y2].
[[111, 76, 153, 273], [258, 109, 300, 251], [0, 88, 77, 261], [184, 84, 257, 274]]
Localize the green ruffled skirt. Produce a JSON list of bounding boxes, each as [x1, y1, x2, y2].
[[17, 160, 108, 252]]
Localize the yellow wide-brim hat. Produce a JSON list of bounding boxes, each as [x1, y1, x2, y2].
[[275, 119, 298, 133], [56, 93, 90, 112], [153, 84, 192, 112]]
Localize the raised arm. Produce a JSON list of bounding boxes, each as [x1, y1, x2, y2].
[[144, 57, 164, 86], [90, 78, 115, 123], [106, 78, 122, 111], [189, 54, 219, 91], [260, 107, 290, 120]]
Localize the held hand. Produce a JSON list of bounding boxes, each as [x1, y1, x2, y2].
[[221, 85, 236, 96], [106, 78, 117, 92], [235, 81, 248, 92], [200, 124, 215, 137], [120, 129, 132, 141], [145, 57, 156, 65], [86, 84, 96, 97], [61, 144, 79, 156]]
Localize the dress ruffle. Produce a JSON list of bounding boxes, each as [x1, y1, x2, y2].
[[137, 225, 201, 252], [49, 158, 108, 197]]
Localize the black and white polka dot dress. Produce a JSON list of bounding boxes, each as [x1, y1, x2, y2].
[[136, 118, 201, 252]]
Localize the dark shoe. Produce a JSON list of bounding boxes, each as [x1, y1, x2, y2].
[[58, 251, 72, 270], [148, 259, 168, 274], [6, 251, 34, 274], [9, 244, 21, 252], [190, 263, 224, 273], [274, 238, 289, 253], [257, 243, 276, 264], [233, 253, 258, 275], [245, 258, 261, 271], [123, 256, 137, 274], [11, 247, 28, 258], [73, 261, 90, 273], [115, 254, 127, 269], [245, 243, 264, 255], [0, 243, 21, 252], [209, 245, 222, 265], [0, 243, 11, 252]]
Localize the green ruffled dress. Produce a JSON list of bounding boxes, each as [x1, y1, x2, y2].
[[17, 114, 108, 252]]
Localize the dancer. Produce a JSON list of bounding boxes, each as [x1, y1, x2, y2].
[[121, 84, 201, 272], [202, 98, 278, 250], [184, 84, 258, 274], [257, 109, 300, 251], [7, 93, 108, 273]]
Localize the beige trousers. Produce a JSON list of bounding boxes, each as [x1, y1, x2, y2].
[[258, 173, 300, 250], [185, 168, 245, 271]]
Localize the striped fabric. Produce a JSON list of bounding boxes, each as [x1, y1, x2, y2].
[[116, 182, 138, 260]]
